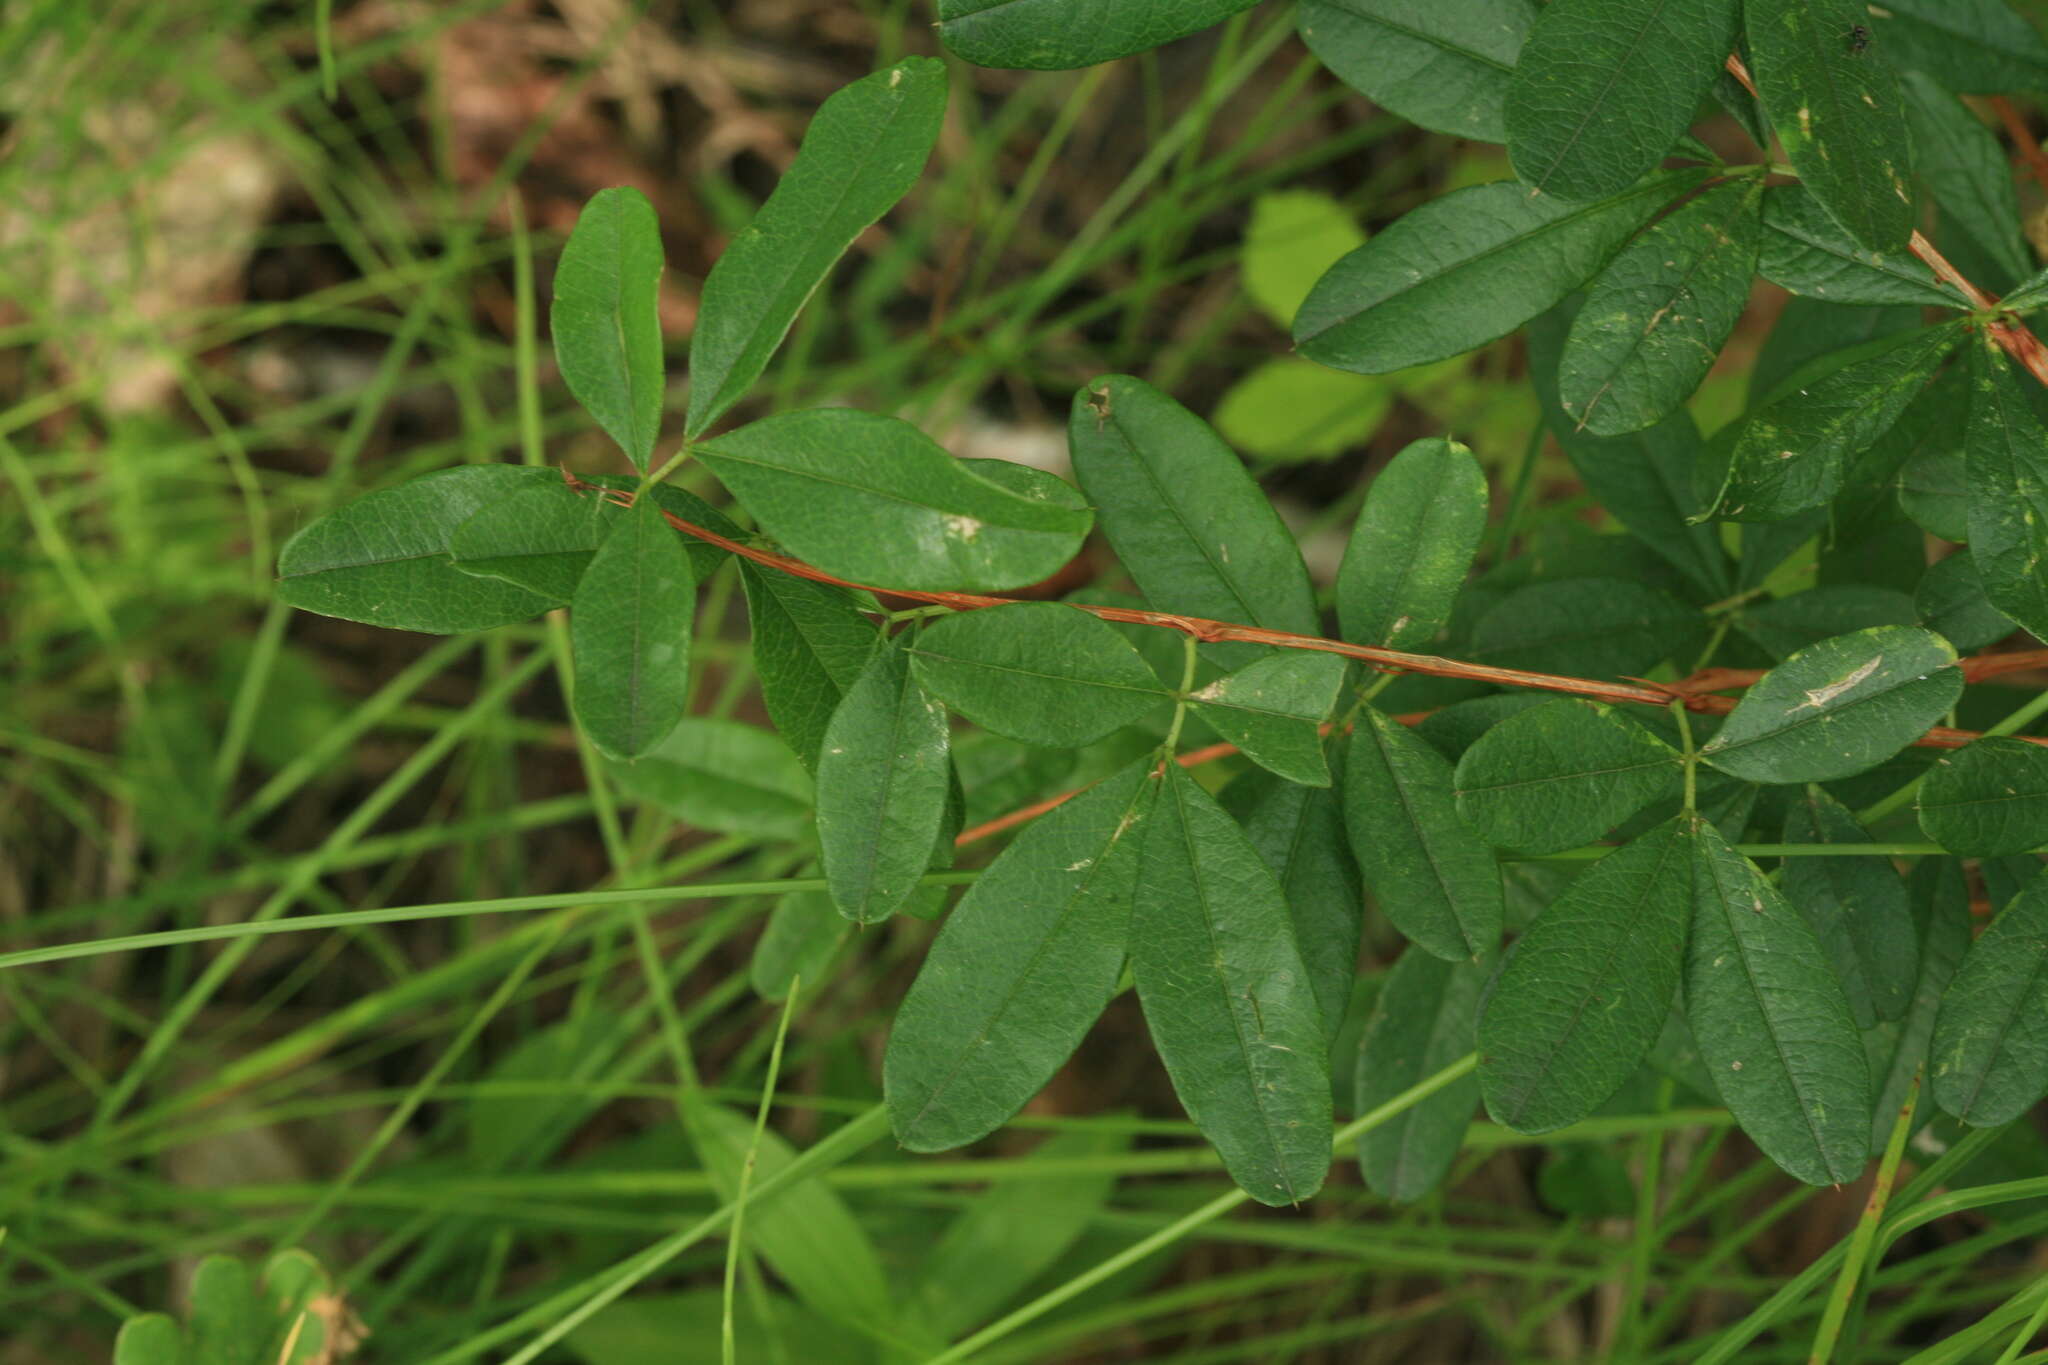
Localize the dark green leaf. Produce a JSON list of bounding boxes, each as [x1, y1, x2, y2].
[[1355, 947, 1485, 1203], [909, 603, 1165, 749], [1558, 176, 1763, 435], [815, 637, 952, 924], [275, 465, 560, 633], [740, 564, 879, 774], [1917, 553, 2015, 651], [570, 494, 694, 760], [1871, 0, 2048, 96], [1918, 737, 2048, 857], [1470, 577, 1700, 677], [449, 480, 621, 601], [1737, 585, 1919, 660], [1068, 375, 1318, 667], [1700, 625, 1962, 784], [1506, 0, 1739, 201], [686, 58, 946, 436], [1189, 652, 1347, 787], [1345, 707, 1503, 962], [700, 408, 1091, 593], [1932, 865, 2048, 1125], [1685, 818, 1872, 1185], [552, 187, 665, 471], [1965, 335, 2048, 642], [1901, 73, 2032, 286], [1782, 787, 1919, 1027], [583, 476, 744, 580], [1758, 186, 1961, 307], [1222, 764, 1364, 1044], [1295, 174, 1699, 374], [1867, 858, 1974, 1149], [1753, 298, 1926, 402], [1338, 436, 1489, 650], [887, 762, 1153, 1151], [1479, 819, 1693, 1133], [1297, 0, 1537, 142], [751, 873, 852, 1001], [1900, 438, 1972, 544], [1134, 765, 1333, 1205], [1538, 1145, 1638, 1218], [1747, 0, 1917, 254], [1454, 699, 1683, 855], [608, 718, 812, 839], [937, 0, 1258, 69]]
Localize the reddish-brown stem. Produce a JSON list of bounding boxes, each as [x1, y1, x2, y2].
[[1989, 95, 2048, 196]]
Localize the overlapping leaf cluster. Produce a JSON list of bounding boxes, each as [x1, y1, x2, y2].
[[276, 4, 2048, 1205]]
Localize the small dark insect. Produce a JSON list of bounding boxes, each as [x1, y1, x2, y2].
[[1847, 23, 1872, 55]]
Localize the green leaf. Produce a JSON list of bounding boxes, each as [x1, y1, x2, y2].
[[1900, 439, 1972, 544], [1736, 585, 1919, 660], [1747, 0, 1917, 254], [583, 475, 745, 579], [1222, 764, 1364, 1044], [1241, 190, 1368, 329], [1338, 436, 1489, 650], [1134, 764, 1333, 1205], [1505, 0, 1739, 201], [679, 1095, 891, 1331], [1190, 652, 1348, 787], [275, 465, 560, 633], [608, 717, 812, 839], [1916, 553, 2015, 651], [937, 0, 1258, 69], [1699, 625, 1962, 784], [1558, 176, 1763, 436], [1295, 175, 1698, 374], [1918, 737, 2048, 857], [1685, 818, 1872, 1185], [1345, 707, 1503, 962], [739, 564, 880, 774], [469, 1014, 616, 1168], [552, 187, 665, 471], [751, 874, 852, 1001], [1539, 1145, 1638, 1218], [1757, 186, 1962, 307], [1708, 325, 1960, 523], [1965, 336, 2048, 643], [566, 1292, 841, 1365], [1901, 73, 2033, 287], [908, 603, 1166, 749], [1479, 819, 1693, 1134], [699, 408, 1091, 592], [570, 494, 694, 760], [1213, 359, 1393, 462], [686, 58, 946, 436], [1354, 946, 1486, 1203], [1781, 787, 1920, 1027], [815, 636, 952, 924], [1868, 858, 1974, 1150], [1469, 577, 1700, 677], [1932, 865, 2048, 1125], [1453, 699, 1683, 855], [449, 480, 621, 601], [1068, 375, 1319, 667], [1870, 0, 2048, 96], [887, 762, 1153, 1151], [1296, 0, 1537, 142]]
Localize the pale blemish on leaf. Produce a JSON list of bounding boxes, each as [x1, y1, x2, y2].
[[1793, 654, 1883, 711]]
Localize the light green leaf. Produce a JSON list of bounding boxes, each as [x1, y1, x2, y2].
[[887, 762, 1154, 1151], [449, 480, 621, 601], [751, 873, 852, 1001], [1737, 585, 1919, 661], [1685, 818, 1872, 1185], [1470, 577, 1700, 677], [1068, 375, 1318, 668], [1241, 190, 1368, 328], [1355, 946, 1486, 1203], [1295, 174, 1699, 375], [1757, 185, 1962, 307], [1505, 0, 1739, 202], [1558, 176, 1763, 436], [1345, 707, 1502, 962], [1134, 765, 1333, 1205], [1747, 0, 1917, 254], [1189, 652, 1347, 787], [1965, 335, 2048, 643], [1453, 699, 1682, 855], [1296, 0, 1537, 142], [552, 187, 664, 471], [1782, 787, 1919, 1028], [699, 408, 1091, 593], [908, 603, 1166, 749], [1222, 764, 1364, 1044], [1918, 737, 2048, 857], [607, 717, 812, 839], [1901, 72, 2032, 286], [1871, 0, 2048, 96], [1213, 359, 1393, 462], [1868, 858, 1974, 1150], [1916, 553, 2015, 651], [571, 494, 694, 760], [1479, 819, 1693, 1134], [275, 465, 560, 633], [739, 564, 879, 774], [937, 0, 1259, 69], [1931, 865, 2048, 1126], [686, 58, 945, 436], [1699, 625, 1962, 784], [469, 1013, 617, 1169], [1338, 436, 1488, 650], [815, 636, 951, 924]]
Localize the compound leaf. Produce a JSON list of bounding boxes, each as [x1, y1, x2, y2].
[[1338, 436, 1488, 650], [909, 603, 1165, 749], [570, 493, 695, 760], [1870, 0, 2048, 97], [1932, 866, 2048, 1126], [1469, 577, 1700, 677], [1453, 699, 1683, 855], [1918, 737, 2048, 857], [740, 564, 880, 775], [1868, 858, 1974, 1149], [937, 0, 1259, 69], [609, 718, 812, 840], [1355, 947, 1487, 1203], [1916, 554, 2016, 652], [1297, 0, 1536, 142], [1781, 787, 1919, 1027], [1190, 651, 1348, 787], [552, 187, 665, 471], [1966, 336, 2048, 643], [1757, 185, 1961, 308], [449, 479, 621, 601]]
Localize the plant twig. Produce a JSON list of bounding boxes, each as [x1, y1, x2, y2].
[[1989, 95, 2048, 197]]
